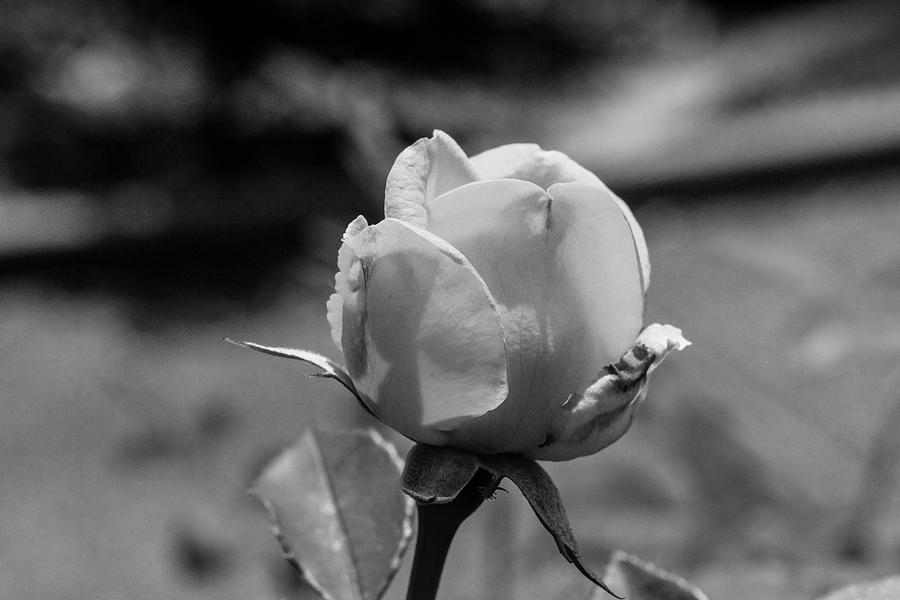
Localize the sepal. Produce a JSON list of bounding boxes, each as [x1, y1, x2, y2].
[[400, 443, 621, 597], [401, 444, 481, 504], [224, 338, 378, 419], [478, 453, 623, 599]]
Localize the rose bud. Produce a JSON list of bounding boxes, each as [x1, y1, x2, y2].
[[321, 131, 688, 460]]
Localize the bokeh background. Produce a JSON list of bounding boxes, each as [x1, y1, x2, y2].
[[2, 0, 900, 598]]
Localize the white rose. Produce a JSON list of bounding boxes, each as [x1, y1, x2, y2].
[[325, 131, 687, 460]]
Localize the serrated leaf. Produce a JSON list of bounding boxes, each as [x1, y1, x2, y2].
[[253, 428, 414, 600], [818, 576, 900, 600], [225, 338, 378, 419], [476, 453, 621, 598], [401, 443, 480, 504], [594, 551, 709, 600]]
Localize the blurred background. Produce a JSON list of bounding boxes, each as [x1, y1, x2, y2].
[[2, 0, 900, 598]]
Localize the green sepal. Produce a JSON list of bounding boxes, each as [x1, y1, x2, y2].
[[401, 443, 620, 597]]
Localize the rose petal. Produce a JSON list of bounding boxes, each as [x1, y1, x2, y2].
[[427, 179, 552, 451], [469, 144, 596, 189], [470, 144, 650, 291], [529, 323, 690, 461], [383, 130, 478, 228], [426, 179, 643, 453], [468, 143, 543, 180], [546, 181, 645, 359], [635, 324, 692, 371], [424, 130, 479, 200], [337, 218, 508, 444], [612, 190, 651, 293], [327, 215, 369, 354]]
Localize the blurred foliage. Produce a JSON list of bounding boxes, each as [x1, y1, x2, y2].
[[0, 0, 709, 193], [4, 0, 895, 310], [0, 0, 722, 320]]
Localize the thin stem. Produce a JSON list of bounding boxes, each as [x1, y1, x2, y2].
[[405, 469, 498, 600], [487, 491, 517, 599]]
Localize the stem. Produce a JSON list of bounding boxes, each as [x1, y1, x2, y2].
[[405, 469, 498, 600], [488, 491, 517, 599]]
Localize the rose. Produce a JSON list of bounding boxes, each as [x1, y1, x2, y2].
[[314, 131, 689, 461], [233, 131, 688, 459], [230, 131, 690, 599]]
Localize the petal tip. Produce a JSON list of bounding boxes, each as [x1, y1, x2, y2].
[[638, 323, 691, 354], [342, 215, 369, 241]]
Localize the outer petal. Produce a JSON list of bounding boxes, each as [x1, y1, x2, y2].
[[327, 215, 369, 354], [470, 143, 650, 291], [383, 130, 478, 228], [529, 324, 690, 461], [546, 181, 645, 359], [426, 179, 644, 453], [613, 190, 651, 293], [336, 218, 508, 445], [428, 179, 552, 451]]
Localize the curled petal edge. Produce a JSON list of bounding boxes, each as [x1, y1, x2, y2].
[[327, 215, 370, 353], [528, 324, 690, 461]]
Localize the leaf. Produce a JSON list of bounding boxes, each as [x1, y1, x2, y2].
[[253, 428, 414, 600], [594, 551, 709, 600], [818, 576, 900, 600], [224, 338, 378, 419], [476, 453, 622, 599], [401, 443, 480, 504]]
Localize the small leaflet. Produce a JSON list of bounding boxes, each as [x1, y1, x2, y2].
[[818, 575, 900, 600], [596, 551, 710, 600], [253, 428, 414, 600]]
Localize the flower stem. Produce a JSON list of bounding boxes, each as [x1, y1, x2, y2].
[[405, 469, 498, 600]]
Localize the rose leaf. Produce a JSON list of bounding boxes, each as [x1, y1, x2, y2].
[[593, 551, 710, 600], [253, 428, 414, 600], [818, 576, 900, 600]]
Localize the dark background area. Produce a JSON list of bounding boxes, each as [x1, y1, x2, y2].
[[2, 1, 900, 598]]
